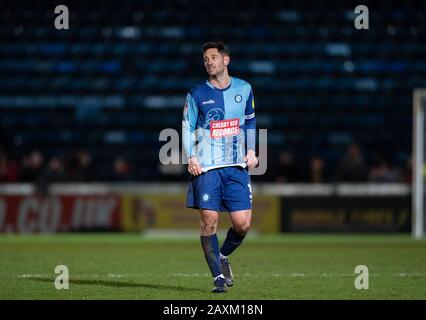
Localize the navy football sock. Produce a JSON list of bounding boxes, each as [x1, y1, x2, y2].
[[220, 227, 245, 257], [200, 234, 222, 278]]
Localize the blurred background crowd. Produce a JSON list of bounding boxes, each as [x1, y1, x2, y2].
[[0, 0, 424, 186], [0, 143, 413, 184]]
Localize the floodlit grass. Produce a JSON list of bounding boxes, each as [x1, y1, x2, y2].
[[0, 233, 425, 299]]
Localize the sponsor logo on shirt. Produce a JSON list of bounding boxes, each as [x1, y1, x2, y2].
[[210, 118, 240, 138], [202, 99, 215, 105]]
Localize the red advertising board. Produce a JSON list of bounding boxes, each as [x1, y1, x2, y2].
[[0, 195, 121, 233]]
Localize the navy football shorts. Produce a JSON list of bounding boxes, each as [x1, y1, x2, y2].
[[186, 166, 252, 213]]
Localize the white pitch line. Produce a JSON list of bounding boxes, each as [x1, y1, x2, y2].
[[16, 272, 426, 279], [17, 274, 48, 278], [16, 273, 139, 278]]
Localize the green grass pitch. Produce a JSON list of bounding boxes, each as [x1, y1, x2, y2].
[[0, 233, 425, 299]]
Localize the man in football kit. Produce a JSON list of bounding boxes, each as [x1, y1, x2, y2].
[[182, 41, 258, 293]]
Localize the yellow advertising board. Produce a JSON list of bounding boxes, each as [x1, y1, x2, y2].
[[121, 194, 280, 233]]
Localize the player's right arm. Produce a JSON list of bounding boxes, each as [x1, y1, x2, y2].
[[182, 93, 203, 176]]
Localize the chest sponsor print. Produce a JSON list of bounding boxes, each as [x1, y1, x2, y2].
[[210, 118, 240, 138]]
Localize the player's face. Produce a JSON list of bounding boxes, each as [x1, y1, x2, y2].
[[203, 48, 230, 76]]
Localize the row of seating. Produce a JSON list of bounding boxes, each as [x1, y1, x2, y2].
[[0, 0, 424, 181]]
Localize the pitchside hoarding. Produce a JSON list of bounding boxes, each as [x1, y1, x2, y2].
[[121, 194, 280, 233], [0, 193, 280, 233], [281, 196, 411, 232], [0, 195, 121, 233], [0, 185, 411, 233]]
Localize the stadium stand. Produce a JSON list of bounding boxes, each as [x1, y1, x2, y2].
[[0, 0, 425, 183]]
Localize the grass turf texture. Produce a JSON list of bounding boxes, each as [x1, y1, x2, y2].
[[0, 233, 425, 299]]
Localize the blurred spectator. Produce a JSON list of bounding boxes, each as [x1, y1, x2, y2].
[[158, 151, 185, 181], [38, 157, 65, 183], [0, 147, 19, 182], [20, 150, 44, 182], [309, 156, 326, 183], [337, 143, 368, 182], [67, 149, 93, 181], [275, 151, 302, 183], [368, 154, 400, 183], [113, 157, 134, 181], [36, 157, 66, 194], [401, 155, 412, 184]]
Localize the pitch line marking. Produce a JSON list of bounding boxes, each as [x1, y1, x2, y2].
[[15, 272, 426, 279]]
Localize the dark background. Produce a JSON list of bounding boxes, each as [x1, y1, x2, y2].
[[1, 0, 425, 184]]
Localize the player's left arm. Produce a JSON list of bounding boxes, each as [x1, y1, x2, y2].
[[244, 87, 259, 168]]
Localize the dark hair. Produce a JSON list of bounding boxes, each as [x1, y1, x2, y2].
[[201, 41, 230, 56]]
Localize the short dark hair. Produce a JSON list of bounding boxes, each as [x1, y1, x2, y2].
[[201, 41, 230, 56]]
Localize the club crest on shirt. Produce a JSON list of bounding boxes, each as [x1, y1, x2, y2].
[[234, 94, 243, 103]]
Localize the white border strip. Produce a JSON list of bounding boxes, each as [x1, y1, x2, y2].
[[0, 183, 410, 196]]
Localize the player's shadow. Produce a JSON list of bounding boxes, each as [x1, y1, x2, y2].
[[26, 277, 204, 293]]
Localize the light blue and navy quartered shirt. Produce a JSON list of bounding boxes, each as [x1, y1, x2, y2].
[[182, 77, 256, 172]]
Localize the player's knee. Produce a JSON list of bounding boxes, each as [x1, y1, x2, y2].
[[234, 224, 250, 238], [200, 222, 218, 235]]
